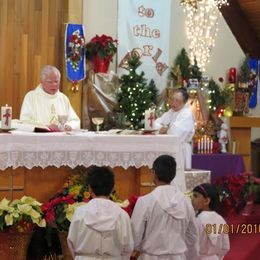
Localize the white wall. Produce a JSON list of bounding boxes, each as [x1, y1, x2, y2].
[[83, 0, 260, 139]]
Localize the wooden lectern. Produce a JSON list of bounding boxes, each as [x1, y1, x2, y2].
[[229, 116, 260, 170]]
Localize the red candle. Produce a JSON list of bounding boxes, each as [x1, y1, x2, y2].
[[229, 67, 236, 83]]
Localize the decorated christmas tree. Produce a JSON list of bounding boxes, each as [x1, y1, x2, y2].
[[174, 48, 191, 82], [190, 58, 202, 82], [118, 54, 152, 129], [147, 79, 158, 105], [238, 55, 251, 83], [207, 79, 225, 113]]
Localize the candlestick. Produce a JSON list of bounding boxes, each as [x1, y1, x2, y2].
[[1, 104, 12, 129]]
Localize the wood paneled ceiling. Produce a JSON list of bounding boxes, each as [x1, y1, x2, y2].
[[238, 0, 260, 40], [220, 0, 260, 58]]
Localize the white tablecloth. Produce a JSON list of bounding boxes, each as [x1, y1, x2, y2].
[[0, 131, 186, 190]]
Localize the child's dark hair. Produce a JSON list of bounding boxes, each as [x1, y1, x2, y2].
[[87, 166, 115, 196], [193, 183, 220, 213], [152, 155, 176, 183]]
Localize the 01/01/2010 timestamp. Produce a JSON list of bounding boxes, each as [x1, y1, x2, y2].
[[205, 224, 260, 235]]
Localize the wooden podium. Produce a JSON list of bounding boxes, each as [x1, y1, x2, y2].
[[229, 116, 260, 170]]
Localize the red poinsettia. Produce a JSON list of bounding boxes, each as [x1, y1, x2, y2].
[[85, 34, 118, 61], [214, 172, 260, 217]]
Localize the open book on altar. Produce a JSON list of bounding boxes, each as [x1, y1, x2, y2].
[[11, 119, 53, 132]]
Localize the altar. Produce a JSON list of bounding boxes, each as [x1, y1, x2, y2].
[[0, 131, 185, 202]]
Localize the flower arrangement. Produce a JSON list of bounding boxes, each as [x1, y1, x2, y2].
[[114, 195, 139, 217], [42, 171, 90, 231], [67, 29, 85, 71], [0, 196, 46, 232], [215, 172, 260, 217], [85, 34, 118, 61]]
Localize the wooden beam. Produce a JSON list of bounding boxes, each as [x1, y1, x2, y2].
[[220, 0, 260, 59]]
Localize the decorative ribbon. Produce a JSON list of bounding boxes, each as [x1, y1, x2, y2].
[[65, 24, 86, 92]]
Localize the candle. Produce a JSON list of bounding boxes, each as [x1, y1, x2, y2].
[[206, 137, 210, 153], [229, 67, 236, 84], [144, 109, 155, 130], [210, 139, 213, 153], [1, 104, 12, 129], [198, 139, 201, 153], [204, 135, 207, 154]]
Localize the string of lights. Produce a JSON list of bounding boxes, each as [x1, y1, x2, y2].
[[181, 0, 229, 71]]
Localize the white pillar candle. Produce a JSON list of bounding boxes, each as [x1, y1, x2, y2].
[[1, 104, 12, 129], [144, 109, 155, 130], [200, 137, 204, 153], [210, 139, 213, 153], [204, 135, 207, 154], [198, 139, 201, 153]]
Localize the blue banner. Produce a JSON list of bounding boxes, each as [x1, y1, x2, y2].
[[249, 59, 259, 108], [65, 24, 86, 82]]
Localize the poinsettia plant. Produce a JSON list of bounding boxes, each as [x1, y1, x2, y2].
[[0, 196, 46, 232], [41, 171, 90, 231], [85, 34, 118, 61], [214, 172, 260, 216]]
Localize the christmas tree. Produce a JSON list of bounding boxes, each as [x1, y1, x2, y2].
[[118, 54, 152, 129], [190, 58, 202, 82], [174, 48, 191, 82], [239, 55, 251, 83], [147, 79, 158, 105], [207, 79, 225, 112]]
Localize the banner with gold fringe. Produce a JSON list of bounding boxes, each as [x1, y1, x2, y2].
[[65, 24, 86, 91]]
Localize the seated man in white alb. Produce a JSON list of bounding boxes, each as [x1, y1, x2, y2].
[[154, 87, 195, 169], [20, 65, 80, 131]]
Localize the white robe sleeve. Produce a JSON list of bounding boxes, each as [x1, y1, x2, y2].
[[20, 92, 34, 122], [131, 198, 147, 250], [185, 204, 199, 260], [116, 213, 134, 259], [167, 108, 194, 142], [66, 100, 81, 129]]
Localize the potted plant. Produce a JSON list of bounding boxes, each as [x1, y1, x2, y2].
[[42, 172, 89, 260], [85, 34, 118, 73], [0, 196, 46, 259]]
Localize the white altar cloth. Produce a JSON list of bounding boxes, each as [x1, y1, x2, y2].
[[0, 131, 185, 190]]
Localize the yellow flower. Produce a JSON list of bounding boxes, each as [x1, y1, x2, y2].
[[83, 191, 90, 199], [65, 202, 86, 222]]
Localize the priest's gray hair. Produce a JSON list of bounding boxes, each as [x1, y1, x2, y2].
[[40, 65, 61, 81]]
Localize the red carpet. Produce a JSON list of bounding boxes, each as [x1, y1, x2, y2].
[[224, 204, 260, 260]]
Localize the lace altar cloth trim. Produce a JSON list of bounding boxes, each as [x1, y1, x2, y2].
[[0, 132, 183, 171]]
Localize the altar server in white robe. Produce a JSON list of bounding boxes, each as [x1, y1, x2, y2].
[[20, 65, 80, 131], [192, 183, 230, 260], [131, 155, 199, 260], [67, 166, 134, 260], [154, 87, 195, 169]]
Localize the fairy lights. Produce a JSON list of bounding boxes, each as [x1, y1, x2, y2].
[[181, 0, 229, 71]]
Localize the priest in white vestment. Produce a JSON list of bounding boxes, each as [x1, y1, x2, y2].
[[131, 155, 199, 260], [67, 166, 134, 260], [20, 65, 80, 131], [155, 87, 195, 169]]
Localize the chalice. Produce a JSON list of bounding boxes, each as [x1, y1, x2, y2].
[[58, 115, 68, 131], [92, 117, 104, 133]]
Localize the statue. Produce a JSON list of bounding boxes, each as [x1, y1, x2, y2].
[[219, 123, 228, 153]]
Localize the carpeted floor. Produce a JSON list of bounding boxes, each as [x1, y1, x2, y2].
[[224, 204, 260, 260]]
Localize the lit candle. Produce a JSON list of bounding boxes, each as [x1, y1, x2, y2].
[[1, 104, 12, 129], [198, 139, 201, 153], [200, 137, 204, 153], [204, 135, 207, 154], [210, 139, 213, 153], [206, 137, 210, 153]]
